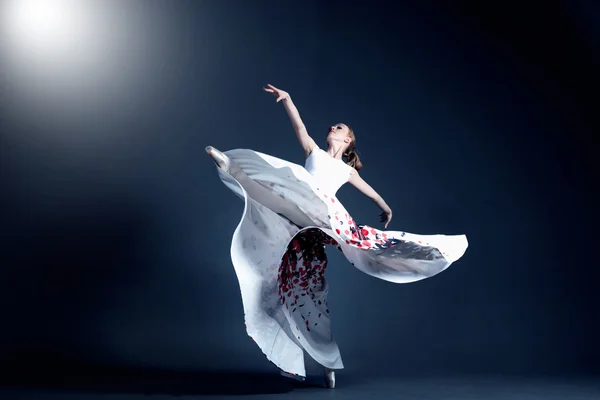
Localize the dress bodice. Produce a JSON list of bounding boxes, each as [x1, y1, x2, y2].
[[304, 146, 353, 195]]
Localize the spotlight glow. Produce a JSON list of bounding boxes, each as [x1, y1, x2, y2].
[[0, 0, 184, 157], [7, 0, 69, 37], [2, 0, 87, 57]]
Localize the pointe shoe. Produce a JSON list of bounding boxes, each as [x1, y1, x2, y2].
[[324, 368, 335, 388], [205, 146, 230, 172]]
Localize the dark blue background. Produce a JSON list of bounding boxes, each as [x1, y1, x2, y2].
[[1, 0, 598, 379]]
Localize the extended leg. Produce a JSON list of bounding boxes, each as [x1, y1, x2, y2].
[[207, 146, 314, 227], [206, 146, 230, 172]]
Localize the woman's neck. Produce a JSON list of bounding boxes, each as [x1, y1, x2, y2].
[[327, 144, 346, 160]]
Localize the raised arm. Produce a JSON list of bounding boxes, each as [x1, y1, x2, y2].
[[348, 170, 393, 228], [264, 84, 316, 157]]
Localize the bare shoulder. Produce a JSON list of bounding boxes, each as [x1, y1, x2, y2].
[[348, 167, 360, 178], [304, 139, 317, 157], [296, 125, 317, 157], [348, 167, 363, 186]]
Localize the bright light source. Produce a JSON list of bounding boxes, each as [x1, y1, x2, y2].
[[1, 0, 87, 56], [0, 0, 183, 156], [7, 0, 68, 38]]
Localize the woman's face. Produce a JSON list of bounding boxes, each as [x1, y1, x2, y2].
[[327, 123, 351, 145]]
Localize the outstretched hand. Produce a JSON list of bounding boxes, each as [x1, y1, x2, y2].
[[379, 210, 392, 229], [263, 83, 289, 102]]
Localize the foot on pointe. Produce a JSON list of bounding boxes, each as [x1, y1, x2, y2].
[[324, 368, 335, 389], [205, 146, 230, 171]]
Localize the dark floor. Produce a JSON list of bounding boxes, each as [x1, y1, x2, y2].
[[1, 366, 599, 400]]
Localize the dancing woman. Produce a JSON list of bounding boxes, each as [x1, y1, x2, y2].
[[206, 84, 468, 388]]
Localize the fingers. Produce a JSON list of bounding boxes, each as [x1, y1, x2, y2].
[[378, 211, 391, 228], [263, 84, 283, 101], [264, 84, 278, 93]]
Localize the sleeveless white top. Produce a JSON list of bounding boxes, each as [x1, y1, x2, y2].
[[305, 145, 353, 195]]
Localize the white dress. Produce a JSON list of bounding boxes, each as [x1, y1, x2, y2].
[[213, 145, 468, 377]]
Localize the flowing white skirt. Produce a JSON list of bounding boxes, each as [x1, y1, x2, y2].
[[214, 149, 468, 377]]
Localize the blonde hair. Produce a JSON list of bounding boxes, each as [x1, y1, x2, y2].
[[343, 125, 363, 171]]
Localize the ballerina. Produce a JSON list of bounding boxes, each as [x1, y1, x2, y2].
[[206, 84, 468, 388]]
